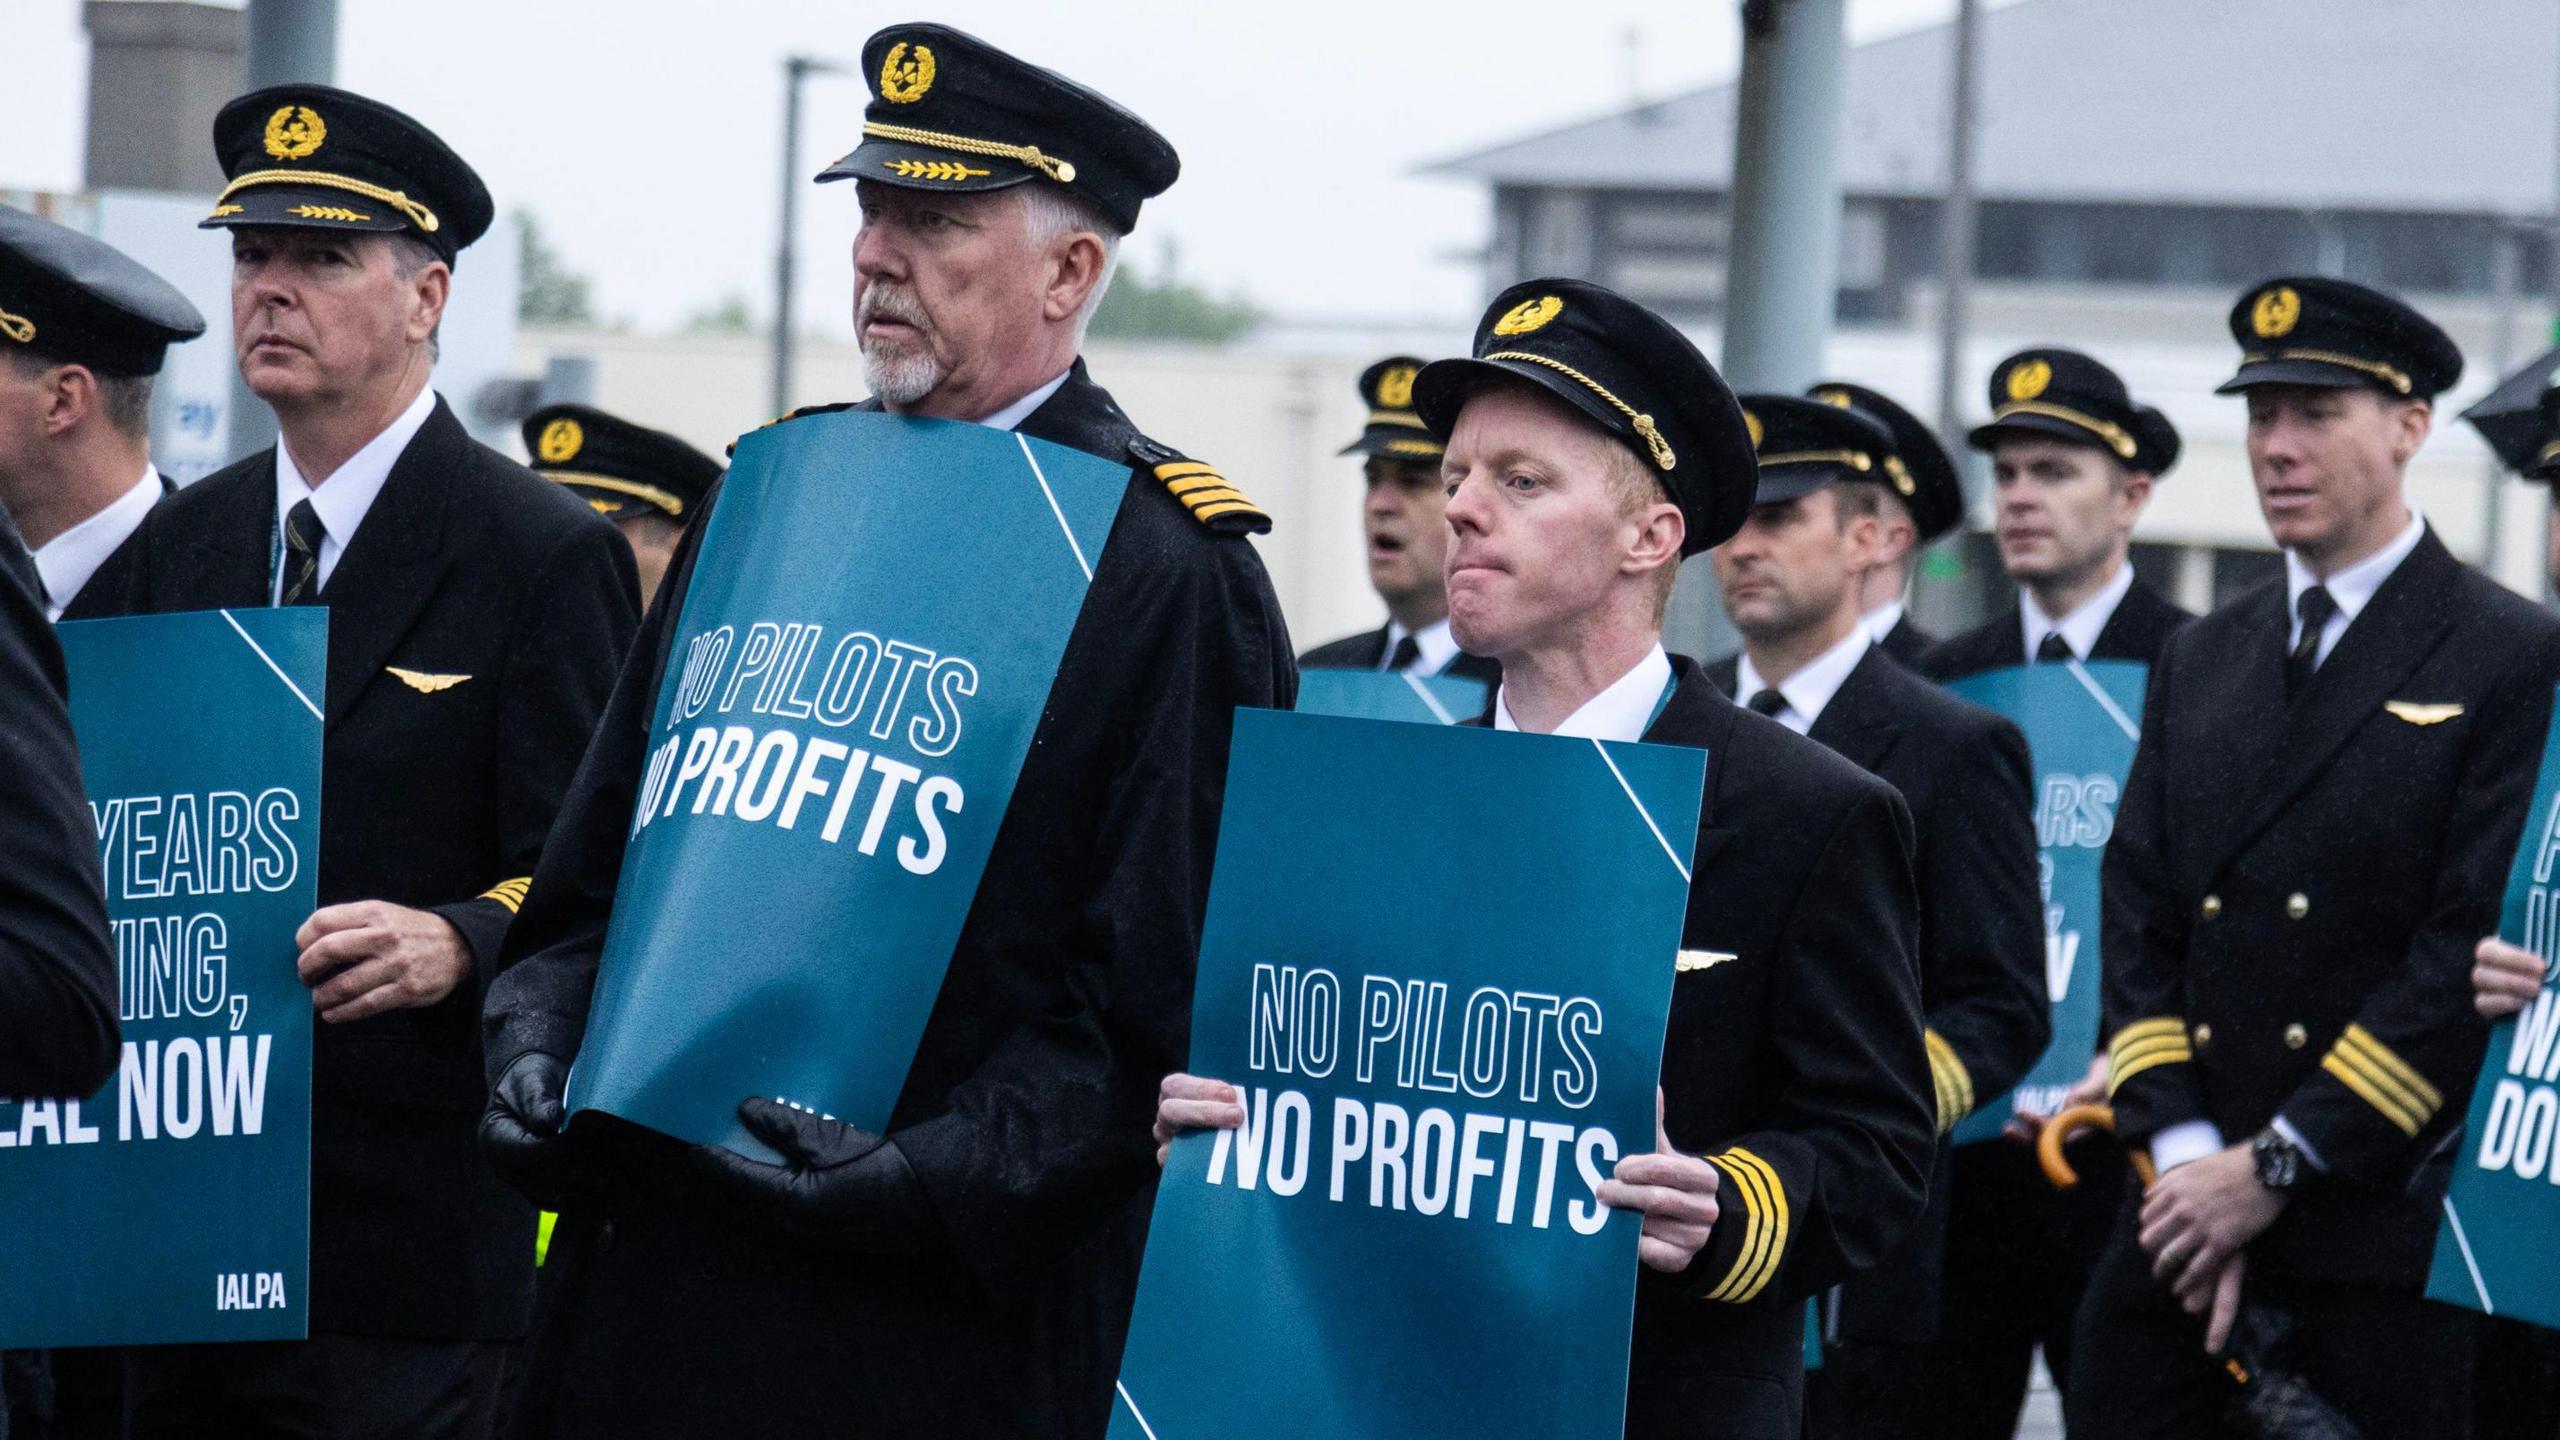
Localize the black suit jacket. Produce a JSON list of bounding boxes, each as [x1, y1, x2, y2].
[[484, 361, 1296, 1437], [1924, 575, 2192, 680], [56, 471, 174, 624], [2104, 528, 2560, 1287], [1876, 614, 1937, 670], [0, 507, 117, 1098], [1614, 658, 1933, 1438], [109, 397, 640, 1337], [1707, 644, 2046, 1342], [1298, 623, 1503, 687]]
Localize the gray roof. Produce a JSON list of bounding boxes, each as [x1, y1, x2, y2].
[[1429, 0, 2560, 215]]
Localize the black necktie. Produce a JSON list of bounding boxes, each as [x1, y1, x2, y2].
[[1385, 634, 1422, 672], [2287, 585, 2336, 703], [1746, 688, 1787, 719], [2036, 632, 2075, 664], [279, 499, 326, 606]]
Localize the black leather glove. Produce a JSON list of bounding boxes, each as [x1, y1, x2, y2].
[[694, 1097, 938, 1256], [481, 1051, 572, 1208]]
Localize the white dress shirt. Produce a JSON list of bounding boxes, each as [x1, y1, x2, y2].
[[1861, 599, 1907, 648], [34, 466, 159, 622], [1733, 624, 1873, 736], [974, 368, 1073, 433], [272, 383, 437, 602], [2285, 509, 2427, 668], [1379, 617, 1460, 675], [2020, 560, 2136, 663], [1491, 644, 1672, 743]]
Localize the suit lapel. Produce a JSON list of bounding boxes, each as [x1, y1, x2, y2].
[[1988, 607, 2026, 670], [314, 403, 458, 731], [175, 457, 277, 610], [1808, 647, 1903, 774], [2207, 534, 2460, 875], [1645, 658, 1735, 871]]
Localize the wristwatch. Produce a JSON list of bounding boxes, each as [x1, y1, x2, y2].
[[2251, 1128, 2304, 1192]]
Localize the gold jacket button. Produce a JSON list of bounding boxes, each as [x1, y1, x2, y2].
[[2284, 1023, 2308, 1050], [2286, 892, 2310, 920], [2193, 1023, 2213, 1046], [2200, 895, 2222, 920]]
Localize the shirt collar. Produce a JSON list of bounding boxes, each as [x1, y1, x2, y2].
[[1734, 623, 1872, 735], [277, 384, 438, 556], [974, 368, 1074, 433], [1382, 617, 1461, 675], [34, 465, 159, 621], [1492, 643, 1672, 742], [2286, 508, 2426, 630], [2021, 561, 2136, 663], [1861, 598, 1906, 647]]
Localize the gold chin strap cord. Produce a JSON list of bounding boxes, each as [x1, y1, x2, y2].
[[0, 307, 33, 345], [212, 169, 441, 233], [1482, 350, 1677, 470], [860, 122, 1077, 184], [1991, 400, 2139, 461]]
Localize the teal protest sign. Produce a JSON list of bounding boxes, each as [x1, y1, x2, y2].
[[1111, 708, 1703, 1440], [1944, 661, 2146, 1145], [2429, 686, 2560, 1328], [1295, 668, 1489, 726], [0, 608, 323, 1346], [566, 413, 1129, 1156]]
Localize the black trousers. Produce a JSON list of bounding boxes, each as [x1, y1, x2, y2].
[[2065, 1194, 2481, 1440], [124, 1333, 506, 1440], [1805, 1137, 2122, 1440]]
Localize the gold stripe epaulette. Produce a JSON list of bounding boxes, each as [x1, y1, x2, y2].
[[1155, 459, 1272, 536]]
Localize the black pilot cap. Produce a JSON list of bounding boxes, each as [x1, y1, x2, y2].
[[1411, 277, 1757, 555], [202, 84, 494, 265], [818, 23, 1179, 235], [0, 204, 204, 377]]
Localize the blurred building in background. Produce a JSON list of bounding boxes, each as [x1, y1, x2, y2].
[[1432, 0, 2560, 624]]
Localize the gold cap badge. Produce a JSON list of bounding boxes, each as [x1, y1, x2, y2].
[[1492, 296, 1562, 337], [2252, 286, 2302, 340], [2006, 358, 2052, 401], [880, 43, 937, 104], [1376, 364, 1418, 410], [1816, 387, 1853, 408], [538, 418, 585, 464], [263, 105, 326, 161], [1743, 409, 1764, 449]]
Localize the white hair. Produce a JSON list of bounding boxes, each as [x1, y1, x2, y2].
[[1013, 183, 1122, 344]]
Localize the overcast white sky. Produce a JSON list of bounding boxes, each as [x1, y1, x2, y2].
[[4, 0, 1971, 339]]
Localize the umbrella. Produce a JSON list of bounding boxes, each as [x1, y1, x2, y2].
[[2042, 1105, 2365, 1440], [2460, 346, 2560, 477]]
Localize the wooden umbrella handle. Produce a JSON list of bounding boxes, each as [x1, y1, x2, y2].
[[2037, 1103, 2158, 1190]]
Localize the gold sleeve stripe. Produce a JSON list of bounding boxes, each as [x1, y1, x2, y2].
[[1925, 1029, 1974, 1134], [2108, 1018, 2188, 1056], [2338, 1025, 2444, 1112], [479, 878, 532, 914], [1704, 1148, 1789, 1304], [2107, 1040, 2192, 1097], [2320, 1053, 2427, 1136], [1701, 1153, 1770, 1303]]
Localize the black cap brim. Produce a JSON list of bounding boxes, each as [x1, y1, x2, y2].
[[2215, 358, 2389, 396], [200, 184, 414, 240], [1337, 434, 1444, 461], [1966, 413, 2119, 454], [816, 139, 1043, 198], [1749, 463, 1832, 508], [1413, 356, 1635, 468]]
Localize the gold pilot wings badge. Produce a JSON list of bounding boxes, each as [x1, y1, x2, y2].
[[1675, 949, 1738, 973], [387, 666, 471, 694], [2383, 700, 2463, 726]]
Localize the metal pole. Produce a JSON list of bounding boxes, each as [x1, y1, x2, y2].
[[1666, 0, 1849, 657], [1932, 0, 1981, 474], [2486, 223, 2520, 578], [772, 58, 809, 420], [227, 0, 338, 463]]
